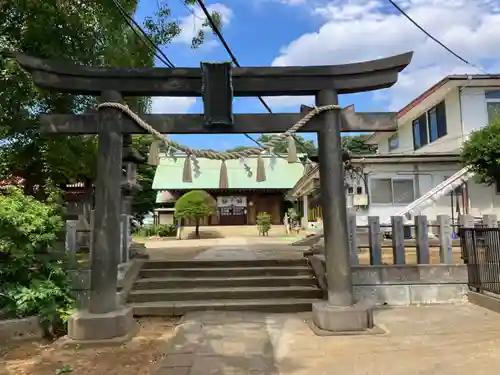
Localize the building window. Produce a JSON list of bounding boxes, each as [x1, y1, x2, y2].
[[435, 101, 447, 138], [428, 107, 438, 143], [486, 90, 500, 124], [413, 101, 447, 149], [412, 113, 428, 150], [388, 133, 399, 151], [370, 178, 415, 204]]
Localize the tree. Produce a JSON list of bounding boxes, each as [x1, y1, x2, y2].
[[225, 134, 376, 156], [0, 0, 221, 199], [226, 134, 317, 155], [341, 135, 376, 154], [174, 190, 216, 238], [0, 186, 73, 336], [461, 116, 500, 186], [131, 135, 157, 223]]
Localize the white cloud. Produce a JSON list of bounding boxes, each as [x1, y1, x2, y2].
[[176, 3, 233, 50], [269, 0, 500, 110], [150, 97, 196, 113], [280, 0, 307, 4]]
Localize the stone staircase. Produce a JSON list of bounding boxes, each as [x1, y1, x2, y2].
[[128, 259, 322, 316]]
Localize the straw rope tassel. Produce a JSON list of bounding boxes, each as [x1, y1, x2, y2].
[[147, 140, 161, 166], [287, 135, 298, 163], [97, 102, 341, 182], [219, 160, 229, 189], [182, 155, 193, 183], [256, 154, 266, 182]]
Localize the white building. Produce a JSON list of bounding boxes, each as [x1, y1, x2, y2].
[[289, 75, 500, 225]]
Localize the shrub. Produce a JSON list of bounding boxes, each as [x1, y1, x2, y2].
[[256, 212, 272, 236], [174, 190, 215, 238], [287, 207, 301, 227], [157, 224, 177, 237], [461, 116, 500, 185], [0, 187, 74, 337], [133, 223, 177, 237]]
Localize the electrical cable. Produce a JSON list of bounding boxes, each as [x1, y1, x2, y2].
[[193, 0, 313, 156], [112, 0, 175, 68], [113, 0, 293, 157], [386, 0, 487, 74]]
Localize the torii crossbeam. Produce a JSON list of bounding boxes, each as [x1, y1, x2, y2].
[[14, 51, 412, 341]]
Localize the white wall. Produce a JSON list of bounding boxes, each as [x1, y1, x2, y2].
[[353, 162, 500, 224], [461, 87, 489, 135], [375, 86, 496, 155], [414, 88, 463, 154]]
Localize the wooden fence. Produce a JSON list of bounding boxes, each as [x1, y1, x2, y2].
[[337, 214, 498, 265]]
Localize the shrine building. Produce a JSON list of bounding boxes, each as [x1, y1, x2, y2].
[[152, 153, 306, 226]]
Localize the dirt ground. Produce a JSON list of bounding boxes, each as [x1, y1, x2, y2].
[[0, 317, 179, 375]]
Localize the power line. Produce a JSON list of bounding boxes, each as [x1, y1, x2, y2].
[[112, 0, 285, 156], [193, 0, 313, 155], [111, 0, 175, 68], [386, 0, 487, 74]]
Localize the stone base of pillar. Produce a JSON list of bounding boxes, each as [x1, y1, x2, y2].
[[310, 301, 384, 336], [65, 306, 138, 346]]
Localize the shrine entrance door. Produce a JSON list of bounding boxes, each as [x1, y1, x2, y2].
[[217, 196, 248, 226]]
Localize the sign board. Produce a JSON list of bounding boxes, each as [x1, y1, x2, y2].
[[217, 196, 247, 208]]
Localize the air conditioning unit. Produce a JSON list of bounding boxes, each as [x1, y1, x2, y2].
[[353, 194, 368, 207]]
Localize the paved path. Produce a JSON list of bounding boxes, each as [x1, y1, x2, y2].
[[154, 304, 500, 375], [142, 236, 307, 261], [193, 245, 304, 260]]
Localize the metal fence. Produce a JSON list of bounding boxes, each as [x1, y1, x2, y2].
[[460, 227, 500, 296]]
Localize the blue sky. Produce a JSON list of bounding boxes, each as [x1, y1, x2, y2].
[[134, 0, 500, 151]]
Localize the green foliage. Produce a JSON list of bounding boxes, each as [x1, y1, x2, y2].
[[461, 116, 500, 185], [225, 134, 375, 156], [0, 187, 74, 337], [256, 212, 272, 236], [175, 190, 215, 238], [134, 223, 177, 238], [226, 134, 317, 155], [0, 1, 147, 196], [341, 135, 376, 154], [175, 190, 216, 220], [157, 224, 177, 237], [145, 0, 223, 50], [131, 135, 157, 223], [0, 0, 222, 198], [287, 207, 301, 227], [54, 365, 74, 375]]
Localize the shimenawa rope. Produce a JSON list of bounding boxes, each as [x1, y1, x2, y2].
[[97, 102, 340, 188]]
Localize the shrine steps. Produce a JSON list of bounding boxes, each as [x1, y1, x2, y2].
[[128, 259, 322, 316]]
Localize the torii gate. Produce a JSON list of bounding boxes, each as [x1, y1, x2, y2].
[[15, 51, 412, 342]]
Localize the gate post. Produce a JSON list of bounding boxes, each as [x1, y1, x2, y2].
[[415, 215, 429, 264], [437, 215, 453, 264], [311, 89, 373, 334], [368, 216, 382, 265], [67, 91, 137, 344]]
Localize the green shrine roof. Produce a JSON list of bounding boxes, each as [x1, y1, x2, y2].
[[152, 154, 306, 194]]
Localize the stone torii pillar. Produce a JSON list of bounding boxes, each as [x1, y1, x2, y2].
[[313, 90, 365, 332], [121, 134, 144, 262], [67, 91, 137, 344], [14, 50, 412, 337]]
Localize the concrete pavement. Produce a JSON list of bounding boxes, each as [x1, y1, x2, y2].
[[155, 304, 500, 375]]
